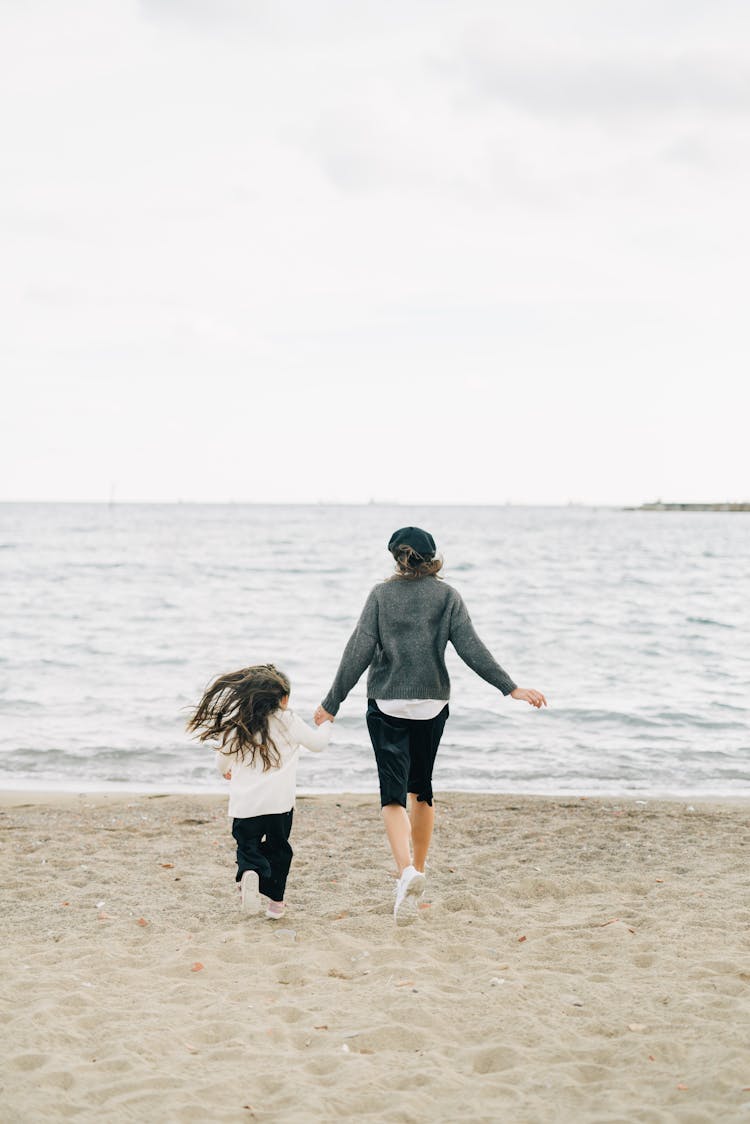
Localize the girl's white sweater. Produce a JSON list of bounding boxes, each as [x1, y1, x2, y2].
[[215, 709, 330, 819]]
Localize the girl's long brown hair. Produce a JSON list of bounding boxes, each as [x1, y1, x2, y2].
[[390, 543, 443, 580], [187, 664, 291, 771]]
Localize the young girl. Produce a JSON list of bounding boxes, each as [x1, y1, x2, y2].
[[188, 664, 331, 919]]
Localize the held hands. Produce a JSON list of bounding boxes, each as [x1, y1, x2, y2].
[[315, 695, 547, 718], [223, 770, 232, 780], [511, 687, 548, 709]]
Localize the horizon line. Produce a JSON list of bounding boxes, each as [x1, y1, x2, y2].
[[0, 499, 735, 509]]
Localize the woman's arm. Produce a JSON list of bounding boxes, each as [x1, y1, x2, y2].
[[449, 596, 517, 695], [319, 589, 379, 717], [450, 596, 547, 706]]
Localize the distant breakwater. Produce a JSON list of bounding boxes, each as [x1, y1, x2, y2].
[[629, 502, 750, 512]]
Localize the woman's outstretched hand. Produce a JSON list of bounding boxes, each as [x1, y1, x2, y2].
[[510, 687, 548, 708], [314, 705, 334, 726]]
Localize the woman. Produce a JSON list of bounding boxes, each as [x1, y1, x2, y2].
[[315, 526, 546, 921]]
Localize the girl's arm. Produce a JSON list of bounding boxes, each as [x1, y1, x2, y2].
[[284, 712, 332, 753], [215, 748, 238, 777]]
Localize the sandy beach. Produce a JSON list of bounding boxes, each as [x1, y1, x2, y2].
[[2, 791, 749, 1123]]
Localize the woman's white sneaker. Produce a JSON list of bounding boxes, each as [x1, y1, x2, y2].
[[393, 865, 425, 922]]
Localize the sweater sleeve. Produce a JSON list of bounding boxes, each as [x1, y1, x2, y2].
[[283, 712, 331, 753], [215, 748, 238, 775], [449, 594, 517, 696], [321, 588, 380, 716]]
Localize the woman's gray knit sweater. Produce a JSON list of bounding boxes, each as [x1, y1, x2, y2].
[[321, 576, 516, 716]]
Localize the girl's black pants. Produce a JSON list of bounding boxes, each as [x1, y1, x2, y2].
[[231, 810, 294, 902]]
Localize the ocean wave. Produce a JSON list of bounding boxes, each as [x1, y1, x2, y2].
[[651, 712, 747, 730], [542, 709, 669, 728], [685, 616, 735, 629], [0, 698, 44, 712]]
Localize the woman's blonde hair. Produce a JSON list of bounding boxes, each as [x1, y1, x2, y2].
[[390, 543, 443, 580], [187, 664, 291, 771]]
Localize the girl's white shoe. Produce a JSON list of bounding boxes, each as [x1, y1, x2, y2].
[[265, 901, 286, 919], [239, 870, 260, 913]]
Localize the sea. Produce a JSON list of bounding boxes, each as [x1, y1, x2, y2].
[[1, 503, 748, 798]]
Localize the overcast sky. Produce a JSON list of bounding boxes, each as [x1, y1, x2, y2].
[[2, 0, 749, 504]]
